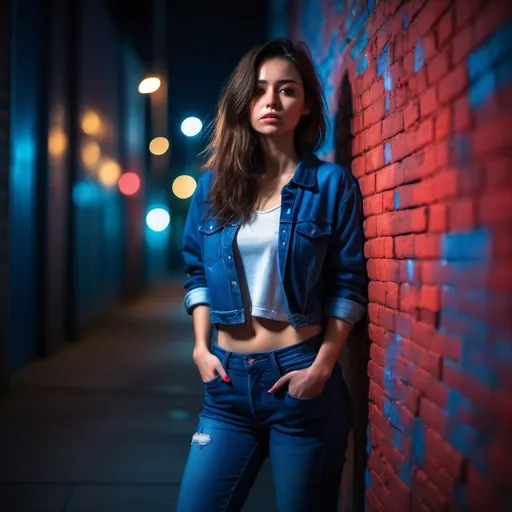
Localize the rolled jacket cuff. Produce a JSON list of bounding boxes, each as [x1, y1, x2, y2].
[[324, 297, 366, 324], [184, 287, 210, 314]]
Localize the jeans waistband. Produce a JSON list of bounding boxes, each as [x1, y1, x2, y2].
[[212, 332, 324, 372]]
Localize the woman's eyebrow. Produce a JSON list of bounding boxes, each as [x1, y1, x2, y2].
[[257, 79, 298, 85]]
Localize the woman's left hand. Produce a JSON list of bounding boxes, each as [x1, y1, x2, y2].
[[268, 367, 330, 399]]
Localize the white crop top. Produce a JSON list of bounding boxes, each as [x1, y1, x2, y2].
[[234, 204, 288, 322]]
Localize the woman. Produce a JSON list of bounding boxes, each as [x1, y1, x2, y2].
[[177, 38, 367, 512]]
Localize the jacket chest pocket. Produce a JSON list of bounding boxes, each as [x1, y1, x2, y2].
[[294, 221, 332, 289], [198, 221, 223, 267]]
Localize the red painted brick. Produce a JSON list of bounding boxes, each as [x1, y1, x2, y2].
[[485, 156, 512, 190], [352, 112, 364, 134], [452, 23, 475, 64], [382, 110, 404, 140], [414, 0, 450, 37], [419, 397, 448, 435], [438, 63, 468, 103], [479, 189, 512, 225], [367, 259, 401, 282], [455, 0, 483, 29], [369, 377, 386, 408], [364, 193, 384, 216], [365, 237, 394, 259], [408, 66, 429, 96], [437, 8, 454, 47], [359, 173, 375, 197], [399, 283, 418, 312], [369, 281, 387, 306], [431, 170, 459, 200], [419, 308, 437, 326], [391, 131, 414, 162], [414, 233, 441, 258], [428, 203, 447, 232], [427, 47, 450, 86], [474, 1, 512, 46], [467, 464, 502, 511], [383, 190, 394, 212], [364, 99, 386, 128], [366, 145, 385, 173], [368, 360, 385, 388], [386, 282, 400, 309], [453, 94, 472, 132], [411, 366, 448, 406], [413, 469, 448, 511], [364, 216, 378, 238], [395, 235, 415, 259], [426, 428, 464, 479], [424, 454, 455, 498], [404, 99, 419, 128], [383, 463, 412, 510], [415, 118, 434, 151], [369, 323, 395, 349], [473, 115, 512, 157], [352, 155, 366, 178], [419, 285, 440, 311], [435, 106, 451, 140], [419, 86, 437, 117], [448, 198, 475, 231]]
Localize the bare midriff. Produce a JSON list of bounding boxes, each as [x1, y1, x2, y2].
[[216, 316, 322, 353]]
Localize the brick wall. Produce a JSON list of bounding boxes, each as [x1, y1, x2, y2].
[[286, 0, 512, 510], [0, 0, 10, 391]]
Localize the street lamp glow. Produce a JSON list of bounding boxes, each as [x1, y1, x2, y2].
[[146, 207, 170, 232], [138, 76, 161, 94], [180, 117, 202, 137]]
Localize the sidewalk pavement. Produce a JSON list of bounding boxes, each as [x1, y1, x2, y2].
[[0, 281, 277, 511]]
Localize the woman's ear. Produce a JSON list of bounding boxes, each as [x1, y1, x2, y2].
[[302, 104, 311, 116]]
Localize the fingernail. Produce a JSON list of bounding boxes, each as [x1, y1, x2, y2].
[[223, 375, 231, 383]]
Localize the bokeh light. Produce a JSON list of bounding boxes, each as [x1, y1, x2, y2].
[[98, 159, 121, 187], [81, 111, 101, 135], [146, 207, 170, 232], [118, 172, 141, 196], [149, 137, 170, 155], [138, 77, 161, 94], [48, 129, 67, 157], [172, 175, 197, 199], [180, 117, 202, 137], [81, 141, 101, 170]]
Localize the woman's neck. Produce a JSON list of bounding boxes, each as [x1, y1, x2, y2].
[[259, 134, 300, 177]]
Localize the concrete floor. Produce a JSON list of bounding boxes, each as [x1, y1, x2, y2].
[[0, 281, 277, 511]]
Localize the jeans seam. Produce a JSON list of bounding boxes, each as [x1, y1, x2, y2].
[[223, 441, 260, 512]]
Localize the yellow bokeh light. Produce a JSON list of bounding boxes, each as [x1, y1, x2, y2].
[[172, 175, 197, 199], [81, 141, 101, 169], [48, 129, 67, 157], [81, 111, 101, 135], [138, 77, 161, 94], [149, 137, 170, 155], [98, 159, 121, 187]]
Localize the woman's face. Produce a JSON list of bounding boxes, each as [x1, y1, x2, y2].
[[249, 57, 310, 138]]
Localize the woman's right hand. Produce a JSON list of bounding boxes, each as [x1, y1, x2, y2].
[[193, 348, 230, 383]]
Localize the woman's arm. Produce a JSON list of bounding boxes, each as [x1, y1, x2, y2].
[[191, 305, 212, 356]]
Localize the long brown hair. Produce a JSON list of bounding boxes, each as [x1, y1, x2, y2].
[[201, 38, 327, 223]]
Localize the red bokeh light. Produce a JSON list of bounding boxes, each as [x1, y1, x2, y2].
[[118, 172, 140, 196]]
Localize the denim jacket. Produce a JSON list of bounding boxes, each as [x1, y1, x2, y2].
[[182, 152, 368, 328]]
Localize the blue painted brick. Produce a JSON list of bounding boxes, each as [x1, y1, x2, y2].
[[385, 94, 390, 113], [377, 43, 389, 77], [394, 189, 400, 210], [350, 29, 369, 61], [414, 38, 425, 72], [357, 53, 368, 74], [384, 142, 392, 163], [440, 228, 492, 261]]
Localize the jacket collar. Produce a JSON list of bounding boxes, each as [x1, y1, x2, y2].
[[290, 151, 319, 189]]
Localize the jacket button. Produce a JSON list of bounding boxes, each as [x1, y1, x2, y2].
[[228, 255, 232, 260], [231, 281, 237, 286]]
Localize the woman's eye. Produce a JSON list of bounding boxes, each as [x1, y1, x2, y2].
[[280, 88, 295, 95], [254, 88, 265, 95]]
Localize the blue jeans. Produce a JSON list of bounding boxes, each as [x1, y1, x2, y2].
[[176, 333, 352, 512]]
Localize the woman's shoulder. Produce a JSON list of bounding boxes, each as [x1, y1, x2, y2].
[[315, 158, 358, 193]]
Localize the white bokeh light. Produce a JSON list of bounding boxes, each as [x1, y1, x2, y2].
[[146, 207, 170, 232], [180, 117, 202, 137]]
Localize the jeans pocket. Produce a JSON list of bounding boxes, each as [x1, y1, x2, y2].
[[203, 375, 222, 386]]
